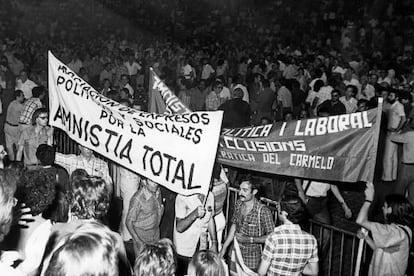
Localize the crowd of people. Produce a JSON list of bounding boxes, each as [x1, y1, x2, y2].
[[0, 0, 414, 275]]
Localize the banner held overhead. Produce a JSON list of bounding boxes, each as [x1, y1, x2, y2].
[[48, 51, 223, 196]]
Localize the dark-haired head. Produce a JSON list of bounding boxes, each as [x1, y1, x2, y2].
[[384, 194, 414, 227]]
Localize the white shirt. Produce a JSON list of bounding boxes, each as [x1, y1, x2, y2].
[[124, 61, 141, 76], [174, 193, 214, 257], [360, 84, 375, 100], [201, 64, 215, 80], [220, 86, 231, 102], [303, 180, 331, 197], [339, 96, 358, 113], [15, 79, 37, 99]]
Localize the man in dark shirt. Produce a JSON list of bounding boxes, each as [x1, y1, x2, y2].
[[318, 89, 346, 116], [218, 88, 251, 128]]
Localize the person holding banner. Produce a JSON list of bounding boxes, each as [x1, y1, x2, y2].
[[174, 191, 217, 276], [126, 177, 164, 258], [220, 177, 275, 272]]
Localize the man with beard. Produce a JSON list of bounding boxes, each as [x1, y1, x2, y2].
[[382, 90, 406, 182], [220, 177, 274, 272]]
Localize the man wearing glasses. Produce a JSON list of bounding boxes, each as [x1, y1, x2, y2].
[[16, 108, 53, 167]]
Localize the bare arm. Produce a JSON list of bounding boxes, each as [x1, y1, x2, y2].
[[356, 182, 376, 232], [331, 185, 352, 219], [295, 178, 307, 204], [176, 206, 205, 233], [219, 223, 236, 257], [303, 261, 319, 275], [16, 145, 24, 162], [208, 216, 218, 253], [258, 259, 271, 276]]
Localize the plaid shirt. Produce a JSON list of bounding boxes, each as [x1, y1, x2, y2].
[[55, 153, 112, 185], [232, 198, 275, 270], [262, 224, 318, 276], [19, 98, 42, 124], [205, 91, 221, 111]]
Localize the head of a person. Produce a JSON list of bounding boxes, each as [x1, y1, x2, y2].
[[119, 88, 130, 100], [103, 78, 111, 88], [313, 79, 324, 92], [32, 85, 46, 99], [357, 99, 368, 112], [141, 177, 159, 193], [44, 222, 119, 276], [36, 144, 56, 166], [318, 107, 330, 117], [120, 74, 129, 85], [70, 169, 89, 184], [213, 81, 223, 94], [369, 73, 378, 85], [134, 238, 176, 276], [20, 69, 28, 82], [233, 88, 243, 99], [198, 80, 206, 90], [32, 107, 49, 126], [299, 109, 309, 119], [330, 89, 341, 103], [70, 176, 110, 221], [387, 90, 399, 104], [79, 145, 94, 159], [187, 250, 226, 276], [345, 85, 357, 98], [238, 176, 258, 203], [383, 194, 414, 226], [18, 169, 56, 216], [284, 111, 294, 122], [0, 169, 18, 241], [280, 196, 307, 226], [262, 78, 270, 89], [15, 89, 25, 103], [260, 117, 272, 125]]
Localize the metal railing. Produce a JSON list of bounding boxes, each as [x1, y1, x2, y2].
[[225, 187, 366, 276]]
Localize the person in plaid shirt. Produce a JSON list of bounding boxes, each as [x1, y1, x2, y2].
[[258, 197, 319, 276], [55, 145, 113, 195], [220, 177, 275, 271]]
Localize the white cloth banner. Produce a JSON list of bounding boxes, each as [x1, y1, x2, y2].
[[48, 51, 223, 196]]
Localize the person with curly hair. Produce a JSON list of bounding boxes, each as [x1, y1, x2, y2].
[[134, 238, 176, 276], [0, 169, 52, 276], [69, 176, 110, 222], [187, 250, 228, 276], [15, 168, 56, 258]]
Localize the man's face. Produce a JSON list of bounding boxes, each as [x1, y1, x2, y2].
[[331, 92, 340, 103], [357, 102, 367, 112], [36, 112, 49, 127], [214, 84, 223, 94], [345, 88, 354, 98], [20, 71, 27, 82], [17, 94, 25, 103], [198, 81, 205, 90], [387, 92, 397, 104], [239, 181, 256, 202], [369, 74, 378, 84], [144, 179, 159, 193]]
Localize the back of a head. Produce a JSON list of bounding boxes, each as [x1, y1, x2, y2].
[[70, 176, 110, 221], [233, 88, 243, 99], [44, 222, 119, 276], [18, 169, 56, 216], [188, 250, 226, 276], [0, 169, 18, 241], [32, 86, 45, 98], [134, 238, 176, 276], [36, 144, 56, 166]]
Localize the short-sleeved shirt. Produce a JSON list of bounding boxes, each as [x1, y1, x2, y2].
[[339, 96, 358, 113], [386, 101, 405, 129], [232, 199, 275, 270], [368, 223, 411, 276], [19, 98, 43, 124], [262, 224, 318, 276], [174, 193, 215, 257], [18, 126, 51, 165], [6, 99, 24, 125], [391, 130, 414, 163]]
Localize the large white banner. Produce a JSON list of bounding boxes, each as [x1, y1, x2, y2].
[[48, 51, 223, 196]]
